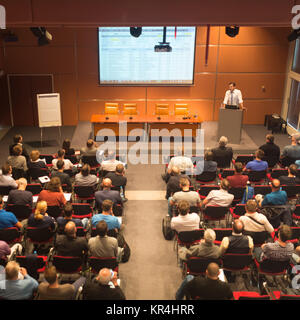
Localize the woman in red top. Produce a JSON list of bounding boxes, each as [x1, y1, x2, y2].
[[37, 177, 67, 207]]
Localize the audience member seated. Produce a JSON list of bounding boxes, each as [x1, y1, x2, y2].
[[80, 139, 98, 157], [9, 134, 29, 163], [51, 160, 72, 192], [179, 228, 220, 261], [27, 201, 55, 231], [166, 166, 191, 200], [175, 262, 233, 300], [92, 199, 121, 233], [37, 265, 86, 300], [254, 225, 294, 263], [105, 164, 127, 193], [202, 179, 234, 207], [280, 133, 300, 165], [28, 150, 48, 171], [169, 178, 200, 217], [101, 151, 123, 173], [7, 144, 28, 173], [0, 164, 18, 189], [226, 162, 248, 188], [75, 164, 99, 187], [52, 149, 74, 171], [55, 221, 88, 258], [259, 134, 280, 167], [163, 147, 194, 182], [95, 178, 123, 208], [203, 151, 218, 172], [211, 136, 233, 168], [88, 220, 122, 262], [0, 261, 39, 300], [0, 195, 22, 230], [7, 178, 33, 208], [219, 219, 253, 255], [279, 164, 300, 185], [62, 138, 75, 156], [259, 179, 292, 227], [239, 200, 274, 235], [0, 240, 22, 264], [171, 200, 200, 233], [37, 177, 67, 207], [56, 202, 87, 233], [82, 267, 126, 300], [244, 149, 268, 172]]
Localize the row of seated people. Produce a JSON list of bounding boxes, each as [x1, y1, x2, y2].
[[0, 199, 128, 300], [163, 133, 300, 176], [170, 200, 300, 299]]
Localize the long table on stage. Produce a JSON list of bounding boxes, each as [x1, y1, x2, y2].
[[91, 114, 201, 140]]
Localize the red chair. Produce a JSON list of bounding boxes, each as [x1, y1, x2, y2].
[[72, 203, 93, 219], [182, 257, 221, 278], [213, 228, 232, 245], [218, 169, 235, 180], [195, 171, 217, 184], [197, 185, 219, 200], [202, 206, 229, 224], [7, 204, 32, 221], [0, 227, 22, 244], [52, 255, 83, 274], [254, 185, 272, 196], [222, 253, 253, 273], [292, 204, 300, 222], [229, 187, 246, 206], [267, 168, 288, 182], [26, 183, 43, 196], [16, 255, 48, 276], [230, 204, 246, 219], [232, 155, 254, 167], [88, 256, 118, 274], [233, 291, 270, 300], [74, 185, 95, 202]]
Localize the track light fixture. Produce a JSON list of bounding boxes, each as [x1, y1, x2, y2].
[[225, 26, 239, 38], [130, 27, 142, 38]]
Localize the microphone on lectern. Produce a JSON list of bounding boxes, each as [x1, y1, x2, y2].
[[105, 117, 109, 120]]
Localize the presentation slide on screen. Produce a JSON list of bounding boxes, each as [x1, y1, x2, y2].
[[98, 26, 196, 85]]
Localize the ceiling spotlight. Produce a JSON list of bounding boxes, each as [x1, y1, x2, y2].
[[288, 29, 300, 42], [130, 27, 142, 38], [225, 26, 239, 38]]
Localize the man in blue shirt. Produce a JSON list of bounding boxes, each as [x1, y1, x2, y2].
[[92, 199, 120, 232], [0, 261, 38, 300], [245, 149, 268, 171], [0, 195, 22, 230], [260, 179, 292, 226]]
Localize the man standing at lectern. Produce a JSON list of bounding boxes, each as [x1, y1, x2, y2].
[[222, 82, 244, 109]]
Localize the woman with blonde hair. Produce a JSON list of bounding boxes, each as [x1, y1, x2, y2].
[[27, 201, 55, 231], [28, 150, 48, 170]]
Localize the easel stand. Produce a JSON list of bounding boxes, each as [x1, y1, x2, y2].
[[40, 126, 62, 147]]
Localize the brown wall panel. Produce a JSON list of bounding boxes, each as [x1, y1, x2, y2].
[[147, 74, 215, 100], [196, 27, 219, 45], [218, 45, 288, 73], [215, 74, 286, 99], [194, 46, 218, 73]]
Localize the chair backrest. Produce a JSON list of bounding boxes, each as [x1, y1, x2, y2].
[[28, 167, 49, 180], [279, 294, 300, 300], [195, 171, 217, 183], [233, 291, 270, 300], [220, 169, 235, 179], [155, 104, 169, 115], [26, 183, 43, 195], [0, 227, 21, 244], [271, 168, 288, 179], [64, 155, 78, 164], [229, 187, 246, 200], [105, 103, 119, 115], [281, 185, 300, 198], [7, 204, 32, 221], [213, 155, 232, 169], [186, 257, 221, 275], [47, 206, 62, 219], [81, 155, 99, 168], [74, 185, 95, 198], [26, 227, 54, 243], [203, 206, 229, 220], [12, 168, 25, 180], [293, 204, 300, 216], [262, 156, 278, 168], [177, 229, 204, 244], [213, 228, 232, 242], [40, 154, 54, 165], [197, 185, 220, 199], [88, 256, 118, 273], [254, 185, 272, 195], [0, 186, 13, 196], [246, 170, 267, 182], [16, 256, 47, 275], [243, 230, 269, 246], [289, 227, 300, 243], [232, 204, 246, 217], [72, 203, 93, 219], [53, 255, 82, 273], [123, 103, 137, 115], [259, 259, 289, 274], [234, 155, 254, 166], [222, 253, 253, 271]]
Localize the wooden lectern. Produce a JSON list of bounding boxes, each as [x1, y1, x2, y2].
[[218, 108, 244, 144]]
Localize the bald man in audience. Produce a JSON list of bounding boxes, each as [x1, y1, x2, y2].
[[7, 177, 33, 208], [176, 262, 233, 300], [95, 178, 123, 208], [82, 267, 125, 300], [55, 221, 88, 259]]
